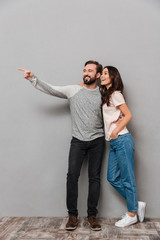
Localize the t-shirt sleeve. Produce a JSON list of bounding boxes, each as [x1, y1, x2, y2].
[[111, 91, 125, 107]]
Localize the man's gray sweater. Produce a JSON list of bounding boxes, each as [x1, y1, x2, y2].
[[30, 76, 104, 141]]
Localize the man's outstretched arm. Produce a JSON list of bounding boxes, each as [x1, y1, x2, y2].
[[18, 68, 81, 99]]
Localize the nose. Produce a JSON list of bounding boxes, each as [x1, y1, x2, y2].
[[100, 74, 104, 80], [85, 70, 89, 75], [83, 72, 90, 78]]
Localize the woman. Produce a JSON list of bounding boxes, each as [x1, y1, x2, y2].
[[100, 66, 146, 227]]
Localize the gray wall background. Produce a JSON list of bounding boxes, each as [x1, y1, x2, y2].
[[0, 0, 159, 217]]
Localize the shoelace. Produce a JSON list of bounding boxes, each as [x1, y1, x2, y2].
[[89, 216, 98, 225], [120, 212, 128, 219], [92, 217, 97, 224], [69, 216, 76, 224]]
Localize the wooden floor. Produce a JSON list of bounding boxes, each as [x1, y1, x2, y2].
[[0, 217, 160, 240]]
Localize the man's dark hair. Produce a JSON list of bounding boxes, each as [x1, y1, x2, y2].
[[84, 60, 103, 74]]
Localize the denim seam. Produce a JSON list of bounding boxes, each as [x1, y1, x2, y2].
[[125, 134, 135, 151], [120, 136, 137, 212], [110, 144, 127, 193]]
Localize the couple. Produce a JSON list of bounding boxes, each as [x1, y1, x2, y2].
[[18, 60, 146, 230]]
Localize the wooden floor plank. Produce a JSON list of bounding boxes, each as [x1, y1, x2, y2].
[[0, 217, 159, 240]]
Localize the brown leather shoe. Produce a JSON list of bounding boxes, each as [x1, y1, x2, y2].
[[88, 216, 101, 231], [66, 215, 78, 231]]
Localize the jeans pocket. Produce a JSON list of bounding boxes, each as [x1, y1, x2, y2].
[[110, 136, 120, 147], [112, 136, 119, 140], [71, 137, 81, 145], [110, 135, 119, 141]]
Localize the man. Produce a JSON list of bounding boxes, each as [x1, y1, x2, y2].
[[18, 60, 105, 231]]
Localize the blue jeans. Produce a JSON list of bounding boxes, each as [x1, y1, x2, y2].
[[107, 133, 138, 212]]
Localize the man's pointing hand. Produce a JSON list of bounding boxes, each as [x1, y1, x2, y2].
[[18, 68, 34, 80]]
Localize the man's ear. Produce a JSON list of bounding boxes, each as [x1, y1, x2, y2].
[[96, 72, 101, 79]]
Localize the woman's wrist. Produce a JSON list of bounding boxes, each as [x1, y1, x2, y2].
[[113, 128, 119, 135]]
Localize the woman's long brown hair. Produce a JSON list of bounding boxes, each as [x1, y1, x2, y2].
[[100, 66, 124, 107]]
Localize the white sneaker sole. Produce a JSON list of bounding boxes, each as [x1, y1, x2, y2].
[[115, 219, 137, 228]]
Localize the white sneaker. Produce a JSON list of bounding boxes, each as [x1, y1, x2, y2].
[[115, 213, 137, 227], [137, 201, 146, 222]]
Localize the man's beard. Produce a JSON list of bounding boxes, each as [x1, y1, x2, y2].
[[83, 75, 97, 85]]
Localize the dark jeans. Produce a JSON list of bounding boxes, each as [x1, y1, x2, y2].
[[67, 136, 105, 217]]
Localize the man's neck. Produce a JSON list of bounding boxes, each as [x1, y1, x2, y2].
[[84, 82, 98, 89]]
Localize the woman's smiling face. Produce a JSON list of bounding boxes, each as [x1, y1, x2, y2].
[[100, 68, 112, 89]]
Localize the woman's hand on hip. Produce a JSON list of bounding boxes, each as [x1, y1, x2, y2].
[[110, 130, 118, 140]]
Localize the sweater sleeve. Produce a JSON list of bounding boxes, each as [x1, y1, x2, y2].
[[29, 75, 81, 99]]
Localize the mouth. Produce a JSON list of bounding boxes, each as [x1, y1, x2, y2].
[[84, 76, 90, 80], [84, 76, 91, 82]]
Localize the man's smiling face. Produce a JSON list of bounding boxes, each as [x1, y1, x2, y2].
[[83, 64, 98, 85]]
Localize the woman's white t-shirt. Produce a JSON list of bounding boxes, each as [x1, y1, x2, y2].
[[102, 91, 128, 141]]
